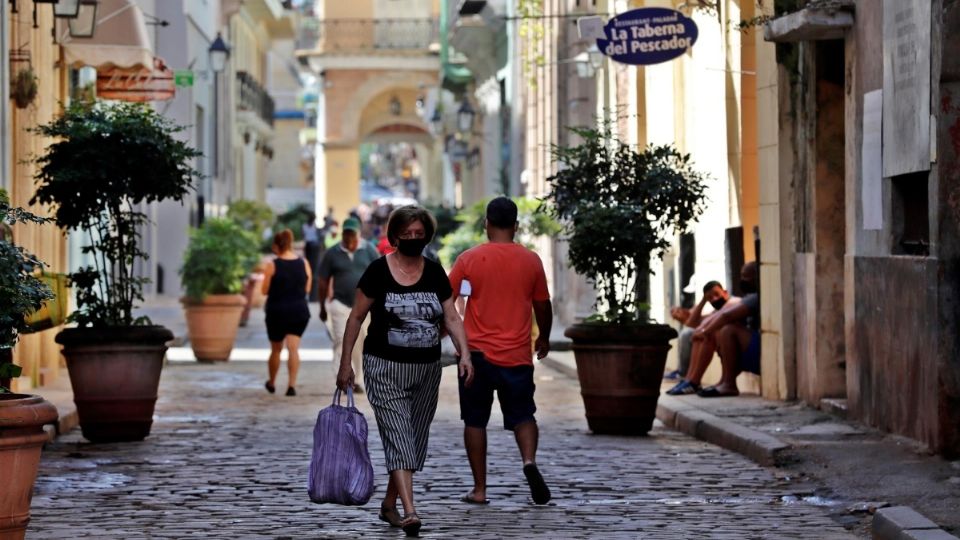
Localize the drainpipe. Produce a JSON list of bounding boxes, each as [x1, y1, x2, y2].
[[0, 8, 9, 192]]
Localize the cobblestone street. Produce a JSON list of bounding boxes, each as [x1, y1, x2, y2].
[[25, 346, 861, 539]]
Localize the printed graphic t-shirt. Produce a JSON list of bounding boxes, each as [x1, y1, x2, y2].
[[448, 242, 550, 368], [357, 256, 453, 364]]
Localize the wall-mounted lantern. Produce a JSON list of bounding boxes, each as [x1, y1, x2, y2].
[[389, 95, 401, 116], [457, 98, 475, 134], [68, 0, 100, 38]]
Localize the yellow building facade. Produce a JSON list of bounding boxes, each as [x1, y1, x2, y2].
[[298, 0, 442, 220], [3, 5, 69, 390]]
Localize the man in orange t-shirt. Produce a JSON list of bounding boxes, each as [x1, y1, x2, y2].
[[448, 196, 553, 506]]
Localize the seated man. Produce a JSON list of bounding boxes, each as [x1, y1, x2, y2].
[[665, 280, 737, 394], [665, 280, 736, 381], [696, 262, 760, 397]]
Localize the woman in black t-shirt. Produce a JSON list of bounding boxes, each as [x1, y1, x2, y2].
[[337, 206, 473, 537]]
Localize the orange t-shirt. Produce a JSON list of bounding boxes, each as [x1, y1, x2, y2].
[[448, 242, 550, 367]]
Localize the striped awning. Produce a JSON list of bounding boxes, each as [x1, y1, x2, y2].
[[60, 0, 153, 70]]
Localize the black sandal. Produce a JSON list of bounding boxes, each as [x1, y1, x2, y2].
[[378, 505, 402, 527], [400, 513, 422, 537], [264, 380, 275, 394]]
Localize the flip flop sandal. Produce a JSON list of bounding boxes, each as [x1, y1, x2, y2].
[[697, 386, 740, 398], [460, 494, 490, 505], [401, 514, 422, 537], [378, 505, 402, 527], [523, 464, 552, 505]]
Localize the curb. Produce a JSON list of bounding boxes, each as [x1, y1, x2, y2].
[[539, 356, 577, 380], [872, 506, 960, 540], [539, 356, 790, 467], [655, 395, 790, 467]]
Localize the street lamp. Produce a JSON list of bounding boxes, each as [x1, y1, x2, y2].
[[389, 95, 402, 116], [457, 98, 475, 134], [587, 44, 605, 70], [209, 33, 230, 74], [205, 32, 231, 228], [68, 0, 99, 38]]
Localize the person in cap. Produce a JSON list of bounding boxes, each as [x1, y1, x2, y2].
[[317, 216, 380, 392]]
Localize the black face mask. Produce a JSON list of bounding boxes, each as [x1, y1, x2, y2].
[[709, 298, 727, 311], [397, 238, 428, 257], [740, 279, 757, 294]]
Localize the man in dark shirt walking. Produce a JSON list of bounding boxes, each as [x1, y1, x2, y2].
[[317, 217, 379, 392]]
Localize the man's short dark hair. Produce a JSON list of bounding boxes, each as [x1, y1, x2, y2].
[[486, 196, 518, 229], [702, 280, 723, 294]]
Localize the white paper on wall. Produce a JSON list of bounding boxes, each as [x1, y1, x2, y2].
[[862, 89, 883, 231]]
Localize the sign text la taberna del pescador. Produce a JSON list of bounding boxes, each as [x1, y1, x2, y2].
[[596, 7, 699, 66]]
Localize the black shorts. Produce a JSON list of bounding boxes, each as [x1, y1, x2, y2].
[[458, 351, 537, 431], [264, 308, 309, 343]]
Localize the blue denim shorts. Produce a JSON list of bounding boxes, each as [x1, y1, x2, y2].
[[740, 330, 761, 375], [458, 351, 537, 431]]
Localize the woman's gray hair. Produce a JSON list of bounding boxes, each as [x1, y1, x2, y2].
[[386, 205, 437, 246]]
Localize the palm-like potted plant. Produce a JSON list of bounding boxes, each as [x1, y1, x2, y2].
[[0, 192, 59, 538], [30, 101, 200, 443], [542, 124, 709, 435], [179, 218, 260, 361]]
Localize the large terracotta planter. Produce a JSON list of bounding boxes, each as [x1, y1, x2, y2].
[[56, 327, 172, 443], [182, 294, 246, 362], [0, 393, 58, 539], [565, 323, 677, 435]]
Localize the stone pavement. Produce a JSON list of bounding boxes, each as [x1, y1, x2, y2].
[[28, 356, 860, 538], [541, 351, 960, 539]]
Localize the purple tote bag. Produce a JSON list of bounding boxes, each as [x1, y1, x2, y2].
[[307, 388, 375, 505]]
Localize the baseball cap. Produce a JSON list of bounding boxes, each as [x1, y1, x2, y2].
[[342, 217, 362, 232]]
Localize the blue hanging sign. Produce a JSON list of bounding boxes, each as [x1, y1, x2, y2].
[[596, 8, 699, 66]]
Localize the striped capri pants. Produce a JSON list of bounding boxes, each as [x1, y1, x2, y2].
[[363, 353, 443, 472]]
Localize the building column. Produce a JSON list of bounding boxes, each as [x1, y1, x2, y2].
[[320, 144, 361, 220]]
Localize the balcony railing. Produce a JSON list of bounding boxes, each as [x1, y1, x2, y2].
[[237, 71, 275, 128], [298, 18, 440, 55]]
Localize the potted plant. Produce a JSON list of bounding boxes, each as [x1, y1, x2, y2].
[[542, 124, 709, 435], [11, 67, 38, 109], [0, 192, 59, 539], [30, 101, 200, 443], [179, 218, 260, 362], [225, 200, 274, 325]]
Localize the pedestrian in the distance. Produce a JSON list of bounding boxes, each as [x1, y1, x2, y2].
[[302, 211, 323, 302], [261, 229, 312, 396], [448, 196, 554, 505], [336, 205, 474, 537], [317, 217, 379, 393]]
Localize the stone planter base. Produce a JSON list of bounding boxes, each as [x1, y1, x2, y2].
[[182, 294, 246, 362], [56, 327, 173, 443], [565, 323, 677, 435], [0, 394, 59, 540]]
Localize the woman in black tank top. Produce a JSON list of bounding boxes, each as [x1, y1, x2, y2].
[[262, 229, 312, 396]]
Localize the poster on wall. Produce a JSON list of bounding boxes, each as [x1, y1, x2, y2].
[[862, 90, 883, 231], [882, 0, 931, 177], [594, 8, 698, 66]]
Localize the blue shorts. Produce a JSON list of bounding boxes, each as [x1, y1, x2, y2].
[[459, 351, 537, 431], [740, 330, 761, 375]]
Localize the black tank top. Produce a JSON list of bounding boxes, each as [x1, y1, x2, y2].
[[266, 258, 308, 310]]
